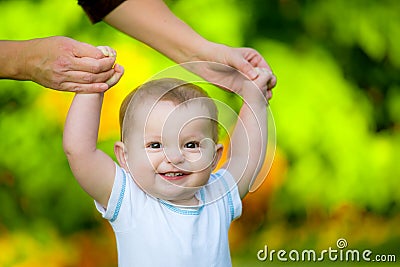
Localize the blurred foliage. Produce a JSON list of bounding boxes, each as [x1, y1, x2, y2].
[[0, 0, 399, 266], [247, 0, 400, 131]]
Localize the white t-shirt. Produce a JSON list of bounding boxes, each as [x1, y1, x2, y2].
[[96, 163, 242, 267]]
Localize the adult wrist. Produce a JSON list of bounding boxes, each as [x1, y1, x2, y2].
[[16, 39, 37, 81], [7, 39, 38, 82], [0, 40, 29, 80], [183, 39, 217, 63]]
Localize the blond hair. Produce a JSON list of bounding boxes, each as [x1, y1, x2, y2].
[[119, 78, 219, 142]]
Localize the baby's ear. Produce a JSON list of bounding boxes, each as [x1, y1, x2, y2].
[[114, 141, 128, 170], [211, 143, 224, 170]]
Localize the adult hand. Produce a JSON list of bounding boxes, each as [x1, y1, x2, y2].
[[101, 0, 274, 97], [22, 36, 122, 92], [186, 43, 277, 99]]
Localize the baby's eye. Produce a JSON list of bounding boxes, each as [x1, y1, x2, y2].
[[184, 141, 200, 149], [147, 142, 162, 149]]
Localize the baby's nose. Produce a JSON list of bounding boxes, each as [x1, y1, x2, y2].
[[164, 147, 184, 164]]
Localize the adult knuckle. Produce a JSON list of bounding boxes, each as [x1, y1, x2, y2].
[[58, 36, 74, 50], [56, 82, 70, 92], [82, 73, 95, 83], [50, 73, 65, 89], [90, 62, 102, 73], [55, 56, 72, 70], [70, 84, 83, 93]]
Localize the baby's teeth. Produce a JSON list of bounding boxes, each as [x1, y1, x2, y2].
[[165, 173, 183, 177]]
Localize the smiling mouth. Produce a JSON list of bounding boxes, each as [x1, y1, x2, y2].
[[160, 172, 188, 180]]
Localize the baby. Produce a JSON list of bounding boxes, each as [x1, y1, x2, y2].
[[63, 47, 273, 266]]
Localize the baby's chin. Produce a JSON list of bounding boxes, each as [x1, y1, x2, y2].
[[166, 196, 201, 207], [154, 184, 203, 205]]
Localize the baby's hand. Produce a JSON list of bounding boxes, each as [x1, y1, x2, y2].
[[254, 68, 275, 100], [97, 46, 124, 88], [241, 68, 274, 103], [97, 46, 116, 58]]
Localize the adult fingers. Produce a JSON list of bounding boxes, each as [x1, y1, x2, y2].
[[64, 68, 116, 85], [247, 53, 271, 71], [60, 66, 123, 93], [230, 47, 275, 82], [240, 48, 278, 92], [105, 64, 124, 88], [57, 81, 109, 93], [71, 40, 105, 59], [226, 49, 259, 80], [241, 47, 272, 70], [71, 56, 117, 74], [57, 67, 124, 93]]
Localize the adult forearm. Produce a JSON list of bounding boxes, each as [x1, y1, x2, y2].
[[1, 37, 122, 92], [104, 0, 210, 63], [0, 40, 30, 80]]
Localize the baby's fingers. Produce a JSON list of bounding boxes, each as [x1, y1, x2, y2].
[[255, 67, 276, 85], [253, 68, 276, 99], [97, 46, 116, 57], [254, 68, 274, 84], [96, 46, 124, 89]]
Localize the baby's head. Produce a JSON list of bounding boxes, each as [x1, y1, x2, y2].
[[116, 78, 223, 205], [119, 78, 219, 143]]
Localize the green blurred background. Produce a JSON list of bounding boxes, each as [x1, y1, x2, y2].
[[0, 0, 399, 266]]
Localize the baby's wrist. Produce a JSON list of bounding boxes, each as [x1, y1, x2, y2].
[[240, 85, 267, 105], [243, 95, 267, 108]]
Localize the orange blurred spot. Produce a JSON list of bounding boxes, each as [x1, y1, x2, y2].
[[229, 148, 287, 251]]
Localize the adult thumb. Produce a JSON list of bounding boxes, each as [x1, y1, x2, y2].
[[230, 54, 258, 80], [73, 40, 104, 59]]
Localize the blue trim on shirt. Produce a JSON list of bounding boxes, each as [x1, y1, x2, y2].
[[215, 172, 235, 221], [110, 168, 127, 222], [159, 188, 205, 216]]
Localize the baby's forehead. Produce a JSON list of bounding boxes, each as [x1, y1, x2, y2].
[[122, 90, 218, 138], [131, 98, 213, 118], [126, 99, 214, 130]]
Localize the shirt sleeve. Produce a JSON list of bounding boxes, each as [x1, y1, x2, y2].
[[78, 0, 126, 23], [95, 163, 137, 232], [94, 163, 127, 222], [209, 169, 242, 222]]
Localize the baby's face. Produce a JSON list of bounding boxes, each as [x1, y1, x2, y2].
[[123, 100, 221, 206]]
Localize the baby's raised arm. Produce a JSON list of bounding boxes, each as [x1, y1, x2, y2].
[[63, 46, 122, 208], [223, 69, 274, 198]]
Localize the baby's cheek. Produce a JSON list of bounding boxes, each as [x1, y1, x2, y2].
[[186, 151, 215, 172]]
